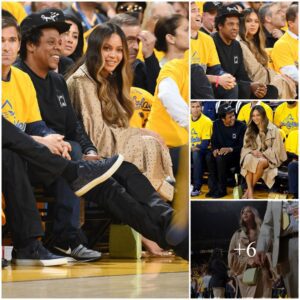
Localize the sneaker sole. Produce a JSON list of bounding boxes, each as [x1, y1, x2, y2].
[[74, 154, 124, 197], [12, 257, 68, 267]]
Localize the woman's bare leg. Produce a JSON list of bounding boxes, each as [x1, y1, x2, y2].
[[252, 159, 269, 186], [244, 172, 254, 199]]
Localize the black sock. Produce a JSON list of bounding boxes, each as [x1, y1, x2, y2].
[[61, 161, 79, 183]]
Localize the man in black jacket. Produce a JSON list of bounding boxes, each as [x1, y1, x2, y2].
[[109, 13, 160, 95], [15, 9, 102, 261], [212, 5, 278, 99], [206, 104, 246, 198]]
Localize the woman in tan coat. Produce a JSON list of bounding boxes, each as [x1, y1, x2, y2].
[[66, 23, 175, 255], [228, 206, 274, 298], [240, 105, 287, 199], [239, 8, 296, 99]]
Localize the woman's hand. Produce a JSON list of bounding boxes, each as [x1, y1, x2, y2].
[[252, 150, 263, 158]]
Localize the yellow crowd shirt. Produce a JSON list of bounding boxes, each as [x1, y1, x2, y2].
[[2, 2, 27, 24], [271, 31, 298, 72], [146, 58, 189, 147], [190, 31, 220, 72], [2, 66, 42, 130], [129, 87, 153, 128], [285, 130, 298, 155], [191, 113, 213, 147], [274, 102, 298, 136], [237, 102, 274, 124]]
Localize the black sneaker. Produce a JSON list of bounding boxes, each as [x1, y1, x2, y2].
[[2, 258, 9, 268], [12, 240, 68, 266], [52, 243, 101, 262], [71, 154, 124, 197]]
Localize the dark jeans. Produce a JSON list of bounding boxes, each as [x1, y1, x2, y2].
[[206, 151, 240, 194], [213, 84, 239, 99], [2, 117, 177, 251], [192, 149, 207, 189], [288, 161, 298, 196]]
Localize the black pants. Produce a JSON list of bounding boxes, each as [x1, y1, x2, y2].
[[2, 118, 175, 250], [206, 151, 240, 194], [238, 81, 278, 99]]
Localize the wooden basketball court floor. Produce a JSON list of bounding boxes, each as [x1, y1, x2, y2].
[[191, 184, 271, 200], [2, 255, 189, 298]]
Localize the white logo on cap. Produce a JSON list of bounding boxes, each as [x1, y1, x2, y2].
[[227, 7, 238, 12], [41, 12, 59, 22]]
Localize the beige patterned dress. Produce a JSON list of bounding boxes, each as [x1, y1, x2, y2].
[[67, 65, 174, 200]]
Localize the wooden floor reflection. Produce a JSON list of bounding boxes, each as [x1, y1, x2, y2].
[[2, 256, 189, 298]]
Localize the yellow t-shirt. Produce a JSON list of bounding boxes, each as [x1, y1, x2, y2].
[[274, 102, 298, 136], [136, 44, 165, 62], [146, 58, 189, 147], [190, 31, 220, 72], [191, 113, 212, 147], [285, 130, 298, 155], [271, 31, 298, 72], [129, 87, 153, 128], [2, 2, 27, 24], [2, 66, 42, 131], [237, 102, 274, 124], [196, 2, 204, 14]]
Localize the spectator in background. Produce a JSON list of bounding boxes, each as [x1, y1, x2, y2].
[[272, 4, 298, 84], [110, 13, 159, 94], [208, 248, 229, 298], [213, 5, 278, 99], [247, 1, 263, 13], [285, 130, 298, 198], [206, 104, 246, 198], [116, 2, 146, 24], [190, 101, 212, 197], [190, 2, 238, 99], [240, 105, 287, 199], [142, 2, 174, 33], [171, 2, 189, 18], [64, 2, 107, 33], [61, 14, 84, 63], [259, 3, 286, 48], [238, 101, 273, 124], [154, 14, 189, 67], [200, 2, 220, 35], [239, 8, 296, 99], [2, 1, 27, 24], [274, 101, 298, 137]]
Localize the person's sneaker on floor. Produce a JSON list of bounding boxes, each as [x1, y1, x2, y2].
[[12, 240, 68, 266], [2, 258, 9, 268], [191, 187, 201, 197], [52, 241, 101, 262], [71, 154, 124, 196]]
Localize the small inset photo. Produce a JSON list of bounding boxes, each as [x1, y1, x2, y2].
[[190, 100, 298, 200], [191, 201, 299, 298]]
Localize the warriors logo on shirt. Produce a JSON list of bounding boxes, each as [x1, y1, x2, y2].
[[2, 100, 26, 131]]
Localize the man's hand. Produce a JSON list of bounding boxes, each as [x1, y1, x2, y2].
[[191, 146, 200, 152], [250, 82, 267, 98], [255, 251, 266, 266], [138, 30, 156, 59], [272, 29, 284, 39], [61, 141, 72, 160], [32, 134, 66, 155], [219, 147, 233, 155], [213, 149, 219, 157], [218, 74, 236, 90]]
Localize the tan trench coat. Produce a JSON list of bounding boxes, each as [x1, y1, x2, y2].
[[67, 65, 174, 200], [240, 41, 296, 99], [240, 122, 287, 188], [228, 228, 273, 298]]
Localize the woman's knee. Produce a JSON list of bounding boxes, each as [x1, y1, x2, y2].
[[258, 158, 268, 169]]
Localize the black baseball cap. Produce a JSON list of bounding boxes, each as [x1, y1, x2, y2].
[[203, 2, 222, 13], [20, 8, 70, 36], [218, 104, 235, 115], [216, 4, 242, 18]]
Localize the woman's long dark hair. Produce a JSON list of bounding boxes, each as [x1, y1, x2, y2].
[[239, 8, 268, 66], [244, 105, 269, 150], [64, 14, 84, 62], [66, 22, 134, 128]]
